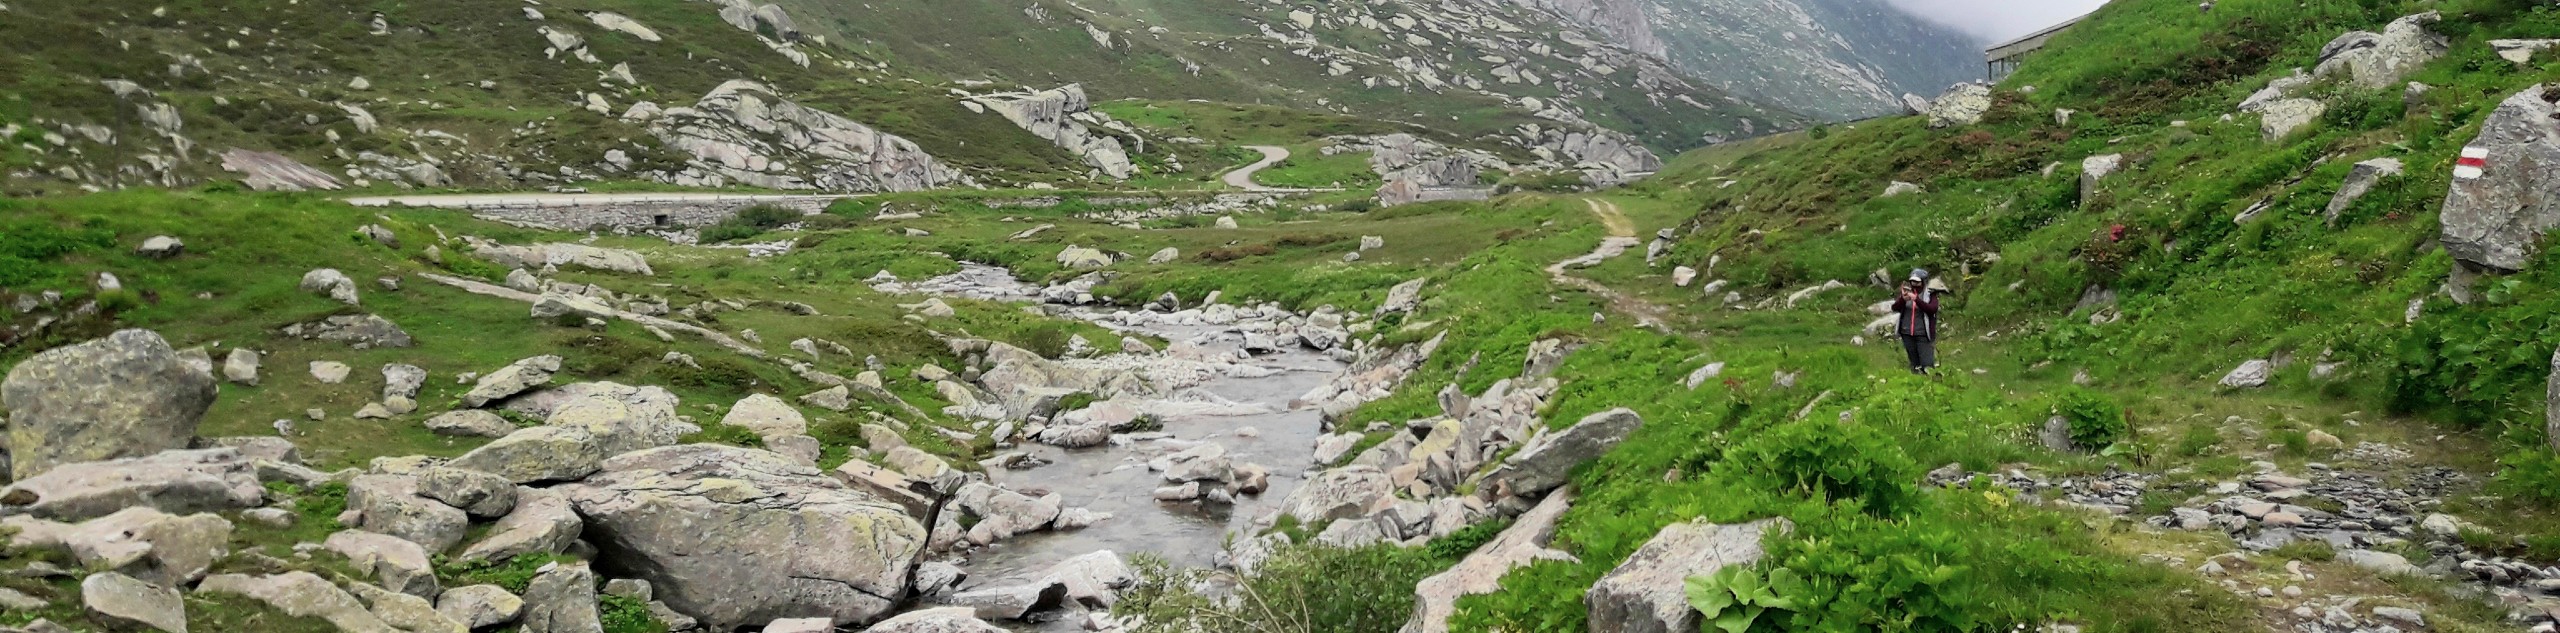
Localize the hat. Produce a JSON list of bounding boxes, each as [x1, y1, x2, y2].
[[1908, 268, 1929, 282]]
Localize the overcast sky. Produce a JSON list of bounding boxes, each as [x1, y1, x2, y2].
[[1882, 0, 2110, 43]]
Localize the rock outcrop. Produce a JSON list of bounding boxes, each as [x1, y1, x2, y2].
[[2313, 12, 2446, 89], [1400, 489, 1576, 633], [651, 80, 961, 192], [1478, 408, 1642, 499], [1925, 83, 1992, 128], [970, 84, 1136, 179], [2441, 85, 2560, 285], [559, 445, 928, 629], [1586, 518, 1787, 633], [2, 329, 217, 479]]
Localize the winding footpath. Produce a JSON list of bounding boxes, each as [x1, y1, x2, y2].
[[1547, 197, 1674, 332]]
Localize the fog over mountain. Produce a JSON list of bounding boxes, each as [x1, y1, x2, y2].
[[1882, 0, 2108, 43]]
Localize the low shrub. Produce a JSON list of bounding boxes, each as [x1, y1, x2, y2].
[[1722, 418, 1921, 517]]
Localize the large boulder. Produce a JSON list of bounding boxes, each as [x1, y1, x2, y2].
[[447, 426, 604, 484], [545, 387, 687, 455], [1586, 518, 1788, 633], [83, 571, 187, 633], [2, 329, 218, 479], [2441, 85, 2560, 280], [519, 561, 603, 633], [461, 355, 564, 407], [347, 474, 470, 553], [558, 445, 928, 629], [6, 507, 231, 586], [2313, 12, 2446, 89], [198, 572, 399, 633], [1925, 83, 1991, 128], [0, 448, 264, 521], [426, 410, 518, 438], [437, 585, 526, 630], [458, 487, 582, 563], [1056, 246, 1112, 269], [1400, 489, 1576, 633], [1274, 465, 1393, 524], [720, 394, 807, 438], [2258, 98, 2327, 141], [1479, 408, 1643, 499], [324, 530, 439, 598], [416, 467, 519, 519]]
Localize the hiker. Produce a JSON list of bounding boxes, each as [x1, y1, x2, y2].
[[1892, 268, 1942, 374]]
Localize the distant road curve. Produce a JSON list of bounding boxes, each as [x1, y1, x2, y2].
[[1223, 145, 1291, 191]]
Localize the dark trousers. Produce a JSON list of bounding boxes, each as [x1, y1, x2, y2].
[[1901, 336, 1936, 373]]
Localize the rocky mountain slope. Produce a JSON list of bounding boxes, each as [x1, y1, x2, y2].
[[1646, 0, 1988, 120]]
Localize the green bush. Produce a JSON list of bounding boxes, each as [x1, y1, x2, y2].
[[2053, 387, 2130, 449], [1119, 545, 1443, 633], [1722, 418, 1921, 516], [600, 594, 667, 633], [1019, 324, 1072, 359]]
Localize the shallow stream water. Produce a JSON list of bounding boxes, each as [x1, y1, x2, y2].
[[899, 264, 1347, 619]]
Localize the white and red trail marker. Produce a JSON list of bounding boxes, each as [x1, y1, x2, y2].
[[2455, 146, 2488, 180]]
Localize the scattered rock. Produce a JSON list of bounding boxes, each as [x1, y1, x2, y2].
[[1587, 518, 1788, 633], [82, 571, 186, 633], [300, 269, 362, 305]]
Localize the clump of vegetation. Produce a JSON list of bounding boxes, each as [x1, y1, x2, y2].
[[699, 205, 803, 243], [1118, 545, 1446, 633]]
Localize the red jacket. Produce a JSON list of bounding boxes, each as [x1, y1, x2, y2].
[[1892, 290, 1939, 340]]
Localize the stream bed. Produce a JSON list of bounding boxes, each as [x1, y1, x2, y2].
[[889, 264, 1350, 624]]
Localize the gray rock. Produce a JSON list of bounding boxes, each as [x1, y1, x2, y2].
[[345, 581, 464, 633], [436, 585, 525, 630], [521, 561, 603, 633], [2, 329, 217, 479], [283, 314, 414, 348], [311, 361, 352, 384], [1402, 490, 1576, 633], [416, 467, 518, 519], [862, 607, 1006, 633], [543, 386, 687, 456], [2219, 360, 2272, 389], [222, 348, 261, 386], [2443, 85, 2560, 280], [1056, 246, 1112, 269], [1587, 519, 1787, 633], [448, 426, 603, 484], [425, 410, 517, 438], [206, 436, 300, 464], [4, 507, 231, 586], [2313, 12, 2446, 89], [459, 487, 582, 563], [763, 618, 831, 633], [137, 235, 184, 258], [720, 394, 807, 437], [1479, 408, 1642, 499], [2325, 157, 2404, 223], [1275, 465, 1392, 524], [2339, 549, 2419, 576], [220, 149, 344, 191], [0, 448, 264, 521], [2080, 154, 2123, 206], [649, 80, 960, 192], [557, 445, 926, 630], [2258, 98, 2326, 141], [82, 571, 186, 633], [198, 572, 398, 633], [347, 474, 469, 553], [323, 529, 439, 598], [1925, 82, 1991, 128], [462, 355, 564, 408], [300, 269, 361, 305], [948, 582, 1065, 621]]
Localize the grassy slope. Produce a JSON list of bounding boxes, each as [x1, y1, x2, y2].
[[1401, 0, 2560, 630], [768, 0, 1791, 152]]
